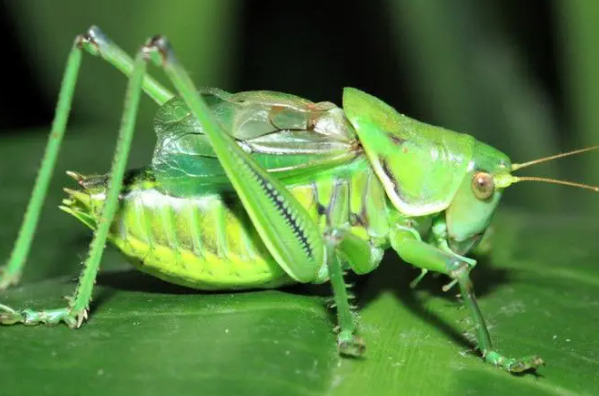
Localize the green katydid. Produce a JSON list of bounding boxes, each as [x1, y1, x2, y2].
[[1, 26, 598, 373]]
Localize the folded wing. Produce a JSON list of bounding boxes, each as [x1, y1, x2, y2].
[[152, 88, 360, 196]]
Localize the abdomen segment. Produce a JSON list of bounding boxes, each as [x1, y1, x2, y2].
[[111, 188, 292, 290]]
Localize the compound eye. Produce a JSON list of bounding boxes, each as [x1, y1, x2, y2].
[[472, 172, 495, 200]]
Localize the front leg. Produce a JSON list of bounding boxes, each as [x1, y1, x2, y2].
[[390, 220, 543, 373]]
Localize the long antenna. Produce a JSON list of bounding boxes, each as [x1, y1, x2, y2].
[[513, 176, 599, 192], [511, 145, 599, 171]]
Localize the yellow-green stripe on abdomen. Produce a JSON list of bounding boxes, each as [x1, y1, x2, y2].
[[110, 189, 292, 290], [108, 163, 389, 290]]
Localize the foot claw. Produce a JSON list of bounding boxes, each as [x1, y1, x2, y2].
[[506, 356, 545, 373], [484, 351, 544, 373], [0, 305, 87, 328], [338, 331, 366, 357]]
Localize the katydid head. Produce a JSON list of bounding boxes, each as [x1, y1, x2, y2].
[[445, 142, 511, 253], [447, 144, 599, 253], [342, 87, 508, 253], [343, 87, 599, 255]]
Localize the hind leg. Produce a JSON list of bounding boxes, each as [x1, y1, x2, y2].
[[1, 29, 149, 326], [0, 27, 173, 291]]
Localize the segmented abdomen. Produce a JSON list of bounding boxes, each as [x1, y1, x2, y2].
[[109, 160, 389, 290]]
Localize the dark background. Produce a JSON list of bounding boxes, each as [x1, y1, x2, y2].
[[1, 4, 598, 394], [0, 0, 597, 213], [0, 1, 559, 129]]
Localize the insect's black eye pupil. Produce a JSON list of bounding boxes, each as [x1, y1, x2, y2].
[[472, 172, 495, 200]]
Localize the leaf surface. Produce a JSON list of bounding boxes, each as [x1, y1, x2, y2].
[[1, 127, 598, 396]]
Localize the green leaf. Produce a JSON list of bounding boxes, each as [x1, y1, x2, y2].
[[0, 278, 338, 396], [1, 127, 598, 395]]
